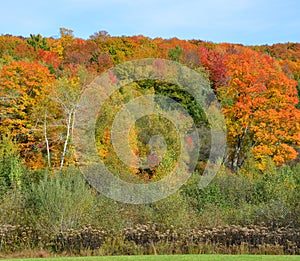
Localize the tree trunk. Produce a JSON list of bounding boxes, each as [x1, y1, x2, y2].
[[60, 109, 73, 170], [44, 112, 51, 168], [231, 126, 248, 172]]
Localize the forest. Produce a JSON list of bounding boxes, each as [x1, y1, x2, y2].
[[0, 28, 300, 256]]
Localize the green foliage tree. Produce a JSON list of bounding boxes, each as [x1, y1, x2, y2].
[[168, 45, 183, 62], [0, 135, 25, 193], [27, 34, 49, 51]]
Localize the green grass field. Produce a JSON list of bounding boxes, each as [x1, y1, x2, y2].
[[5, 255, 300, 261]]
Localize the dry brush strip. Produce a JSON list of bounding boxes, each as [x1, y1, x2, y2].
[[0, 224, 299, 255]]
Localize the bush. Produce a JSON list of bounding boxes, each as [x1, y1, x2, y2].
[[26, 167, 95, 233], [0, 135, 27, 195], [182, 163, 300, 228], [90, 190, 199, 232], [0, 189, 27, 226]]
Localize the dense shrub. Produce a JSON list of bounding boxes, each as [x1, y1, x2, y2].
[[25, 167, 95, 233], [182, 163, 300, 228]]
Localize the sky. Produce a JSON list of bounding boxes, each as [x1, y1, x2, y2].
[[0, 0, 299, 45]]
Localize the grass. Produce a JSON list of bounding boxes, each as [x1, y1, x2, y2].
[[4, 255, 300, 261]]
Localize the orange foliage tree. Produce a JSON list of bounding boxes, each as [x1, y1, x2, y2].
[[0, 61, 55, 168], [217, 47, 300, 171]]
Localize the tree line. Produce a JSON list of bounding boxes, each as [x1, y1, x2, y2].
[[0, 28, 299, 178]]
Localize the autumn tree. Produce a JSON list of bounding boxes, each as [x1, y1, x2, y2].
[[197, 45, 227, 87], [38, 49, 62, 74], [130, 35, 159, 59], [95, 36, 136, 64], [0, 61, 55, 168], [63, 39, 98, 66], [0, 35, 24, 59], [48, 65, 94, 169], [218, 47, 300, 171], [50, 28, 75, 57]]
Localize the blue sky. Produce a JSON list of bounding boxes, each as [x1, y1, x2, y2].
[[1, 0, 299, 45]]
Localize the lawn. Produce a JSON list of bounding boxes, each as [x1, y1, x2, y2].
[[6, 255, 300, 261]]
